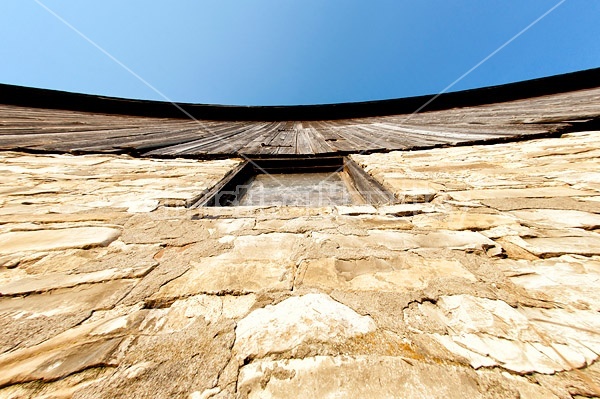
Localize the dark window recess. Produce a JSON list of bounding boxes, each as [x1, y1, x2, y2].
[[191, 157, 395, 207]]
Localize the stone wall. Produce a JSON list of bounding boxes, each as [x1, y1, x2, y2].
[[0, 132, 599, 398]]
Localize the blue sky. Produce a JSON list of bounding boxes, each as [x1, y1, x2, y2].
[[0, 1, 598, 105]]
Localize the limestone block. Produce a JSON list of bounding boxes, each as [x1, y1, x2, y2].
[[0, 279, 133, 320], [510, 209, 600, 229], [382, 178, 445, 203], [233, 293, 376, 360], [169, 294, 257, 324], [355, 214, 413, 230], [0, 227, 121, 255], [253, 217, 337, 233], [298, 256, 476, 292], [122, 217, 209, 245], [2, 242, 157, 277], [553, 171, 600, 186], [0, 310, 146, 387], [0, 279, 135, 353], [221, 232, 301, 261], [416, 230, 499, 251], [14, 338, 123, 382], [153, 257, 293, 299], [405, 295, 600, 374], [412, 211, 516, 231], [0, 261, 154, 296], [368, 229, 499, 251], [504, 235, 600, 257], [448, 187, 597, 201], [0, 211, 129, 225], [122, 199, 160, 213], [134, 295, 256, 345], [311, 231, 416, 255], [126, 216, 254, 245], [481, 197, 600, 213], [312, 230, 498, 256], [480, 223, 535, 239], [499, 256, 600, 310], [139, 233, 302, 300]]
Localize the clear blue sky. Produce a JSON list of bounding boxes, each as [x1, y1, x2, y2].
[[1, 1, 598, 105]]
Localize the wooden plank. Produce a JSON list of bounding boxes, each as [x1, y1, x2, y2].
[[189, 161, 252, 207], [237, 122, 280, 155], [149, 123, 252, 156], [309, 121, 355, 152], [295, 126, 314, 155], [302, 126, 336, 154], [344, 158, 395, 205]]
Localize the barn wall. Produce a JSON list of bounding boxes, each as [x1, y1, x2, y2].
[[0, 131, 599, 397]]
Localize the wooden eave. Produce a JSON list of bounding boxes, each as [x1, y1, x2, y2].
[[0, 68, 599, 159]]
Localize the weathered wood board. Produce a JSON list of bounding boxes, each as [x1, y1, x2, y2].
[[0, 71, 599, 158]]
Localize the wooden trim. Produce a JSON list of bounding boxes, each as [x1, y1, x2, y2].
[[344, 158, 395, 205], [189, 161, 253, 207], [339, 170, 367, 205]]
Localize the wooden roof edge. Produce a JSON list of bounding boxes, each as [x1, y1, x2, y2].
[[1, 68, 599, 121]]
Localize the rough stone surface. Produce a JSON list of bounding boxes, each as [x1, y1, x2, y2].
[[237, 356, 560, 399], [233, 294, 376, 361], [1, 132, 600, 398], [498, 255, 600, 311], [404, 295, 600, 374]]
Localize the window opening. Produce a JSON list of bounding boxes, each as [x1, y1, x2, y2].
[[192, 157, 395, 207], [238, 172, 355, 206]]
